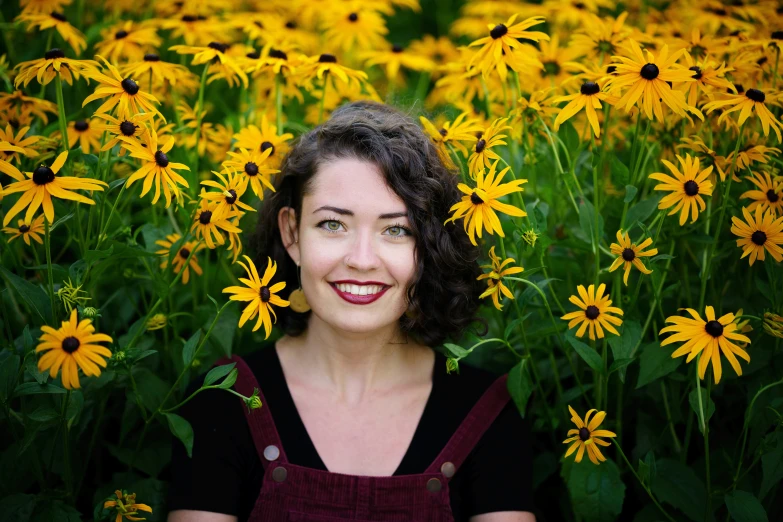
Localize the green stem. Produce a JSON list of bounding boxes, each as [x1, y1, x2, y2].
[[591, 134, 600, 285], [660, 380, 682, 453], [275, 73, 283, 134], [612, 440, 678, 522], [191, 63, 209, 194], [318, 76, 329, 124], [703, 375, 712, 521], [538, 116, 579, 214], [44, 218, 56, 323], [61, 389, 73, 496], [479, 75, 492, 118], [55, 74, 69, 151]]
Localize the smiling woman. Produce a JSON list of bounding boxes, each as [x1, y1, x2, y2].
[[167, 102, 535, 522]]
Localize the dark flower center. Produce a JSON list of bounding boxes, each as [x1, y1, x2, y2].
[[578, 427, 590, 441], [119, 121, 136, 136], [285, 21, 296, 29], [581, 81, 600, 95], [438, 128, 448, 137], [711, 8, 727, 16], [74, 120, 89, 131], [751, 230, 767, 246], [734, 84, 744, 94], [246, 51, 260, 59], [622, 248, 635, 261], [260, 286, 271, 302], [348, 13, 358, 22], [684, 180, 699, 196], [490, 23, 508, 39], [475, 139, 486, 153], [542, 61, 560, 77], [208, 42, 228, 53], [144, 53, 160, 61], [767, 189, 780, 203], [772, 30, 783, 40], [121, 78, 139, 95], [606, 65, 617, 74], [179, 247, 190, 259], [245, 162, 259, 176], [155, 150, 169, 167], [45, 48, 66, 60], [269, 49, 287, 60], [585, 305, 600, 320], [62, 336, 80, 353], [19, 224, 30, 233], [757, 56, 768, 66], [225, 189, 238, 205], [704, 320, 724, 337], [574, 2, 586, 9], [640, 63, 659, 80], [470, 192, 484, 205], [689, 66, 703, 80], [392, 44, 403, 53], [746, 88, 765, 103], [181, 15, 197, 22], [33, 165, 55, 185], [260, 141, 275, 154], [199, 210, 212, 225], [50, 12, 66, 22], [318, 53, 337, 63], [115, 30, 128, 39], [253, 21, 263, 28]]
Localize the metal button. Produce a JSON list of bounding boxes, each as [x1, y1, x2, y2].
[[426, 477, 442, 492], [272, 466, 287, 482], [263, 445, 280, 461], [440, 462, 456, 478]]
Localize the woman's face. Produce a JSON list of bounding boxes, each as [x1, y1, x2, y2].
[[278, 157, 417, 335]]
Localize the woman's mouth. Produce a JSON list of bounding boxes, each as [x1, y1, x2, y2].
[[329, 282, 390, 305]]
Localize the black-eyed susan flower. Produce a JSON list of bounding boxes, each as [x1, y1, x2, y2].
[[1, 142, 27, 181], [467, 15, 549, 82], [569, 11, 629, 62], [650, 154, 714, 227], [222, 255, 289, 338], [120, 53, 192, 90], [120, 128, 190, 208], [680, 53, 735, 107], [232, 115, 293, 169], [725, 135, 780, 172], [36, 308, 113, 389], [222, 147, 278, 199], [611, 40, 703, 121], [190, 195, 242, 249], [13, 48, 99, 88], [2, 214, 45, 246], [94, 21, 161, 64], [740, 171, 783, 217], [155, 233, 206, 285], [563, 406, 616, 465], [62, 118, 102, 154], [608, 230, 658, 286], [477, 245, 523, 310], [730, 205, 783, 266], [19, 0, 72, 15], [82, 56, 162, 120], [16, 12, 86, 55], [444, 159, 527, 246], [225, 214, 244, 264], [553, 81, 618, 138], [1, 151, 107, 226], [468, 117, 511, 178], [93, 112, 153, 155], [321, 8, 389, 53], [703, 88, 783, 141], [361, 44, 435, 84], [0, 90, 58, 124], [200, 170, 256, 221], [0, 124, 40, 162], [296, 53, 370, 91], [732, 309, 753, 350], [561, 283, 624, 340], [420, 111, 483, 160], [659, 306, 751, 384], [170, 42, 248, 88], [103, 489, 152, 522]]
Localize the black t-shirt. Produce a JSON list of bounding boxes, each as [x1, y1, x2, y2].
[[167, 345, 533, 520]]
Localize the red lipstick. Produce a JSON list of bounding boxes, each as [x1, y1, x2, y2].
[[330, 282, 390, 305]]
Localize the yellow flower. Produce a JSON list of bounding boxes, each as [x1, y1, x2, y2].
[[0, 124, 40, 162], [199, 169, 256, 221], [36, 308, 113, 389], [703, 88, 783, 141], [155, 233, 206, 285], [0, 90, 58, 124], [93, 112, 153, 156], [120, 128, 190, 208], [190, 195, 242, 249], [1, 151, 107, 226], [561, 283, 624, 341], [95, 20, 161, 64], [120, 53, 192, 90], [649, 154, 714, 227], [2, 214, 45, 246], [730, 205, 783, 266], [739, 171, 783, 217], [16, 12, 86, 55], [608, 230, 658, 286], [659, 306, 751, 384], [222, 255, 290, 339], [569, 11, 630, 62], [680, 52, 735, 107], [82, 56, 162, 120], [103, 489, 152, 522], [221, 147, 278, 199], [19, 0, 72, 15], [169, 42, 248, 89], [320, 7, 389, 53], [563, 406, 616, 465], [477, 245, 523, 310], [13, 48, 99, 88], [62, 118, 102, 154], [553, 81, 618, 138], [468, 117, 511, 178], [361, 44, 435, 84], [444, 159, 527, 246], [295, 53, 370, 91], [232, 115, 293, 169], [467, 15, 549, 82], [419, 111, 483, 159]]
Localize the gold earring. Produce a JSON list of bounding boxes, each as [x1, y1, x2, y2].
[[288, 263, 310, 313]]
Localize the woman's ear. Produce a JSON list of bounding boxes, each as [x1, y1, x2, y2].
[[278, 206, 301, 265]]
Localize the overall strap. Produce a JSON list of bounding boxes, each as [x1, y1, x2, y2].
[[215, 354, 288, 468], [424, 373, 510, 479]]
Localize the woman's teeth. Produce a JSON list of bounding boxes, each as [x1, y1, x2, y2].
[[334, 283, 384, 295]]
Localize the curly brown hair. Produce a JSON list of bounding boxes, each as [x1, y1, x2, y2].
[[248, 101, 486, 347]]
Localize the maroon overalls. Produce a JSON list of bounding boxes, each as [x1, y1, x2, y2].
[[216, 354, 511, 521]]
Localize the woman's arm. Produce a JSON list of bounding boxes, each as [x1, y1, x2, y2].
[[167, 510, 238, 522], [470, 511, 536, 522]]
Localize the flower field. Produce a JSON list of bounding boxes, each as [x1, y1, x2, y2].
[[1, 0, 783, 521]]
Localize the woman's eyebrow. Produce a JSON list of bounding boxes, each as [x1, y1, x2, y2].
[[312, 205, 408, 219]]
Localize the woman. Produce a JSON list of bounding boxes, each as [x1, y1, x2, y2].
[[167, 102, 535, 521]]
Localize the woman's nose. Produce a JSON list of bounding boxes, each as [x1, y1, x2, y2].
[[344, 229, 381, 270]]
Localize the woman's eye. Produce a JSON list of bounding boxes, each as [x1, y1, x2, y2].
[[321, 220, 343, 232], [386, 226, 411, 237]]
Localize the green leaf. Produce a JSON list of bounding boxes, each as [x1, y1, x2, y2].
[[207, 294, 219, 311], [608, 358, 635, 375], [30, 498, 82, 522], [636, 342, 681, 389], [0, 493, 37, 521], [623, 185, 638, 203], [13, 382, 67, 397], [209, 306, 239, 357], [0, 265, 52, 323], [182, 330, 202, 367], [204, 363, 237, 386], [608, 320, 641, 383], [725, 490, 768, 522], [164, 412, 194, 458], [444, 343, 469, 358], [558, 120, 579, 153], [651, 459, 707, 522], [638, 458, 650, 488], [216, 368, 238, 390], [49, 211, 74, 234], [578, 198, 604, 247], [688, 387, 715, 435], [0, 353, 21, 403], [760, 434, 783, 498], [626, 195, 662, 229], [611, 156, 630, 185], [565, 331, 604, 373], [507, 359, 533, 418], [649, 254, 675, 264], [66, 390, 84, 424], [27, 407, 60, 423], [566, 458, 625, 522]]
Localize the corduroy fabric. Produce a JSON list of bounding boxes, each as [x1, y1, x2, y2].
[[215, 354, 510, 521]]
